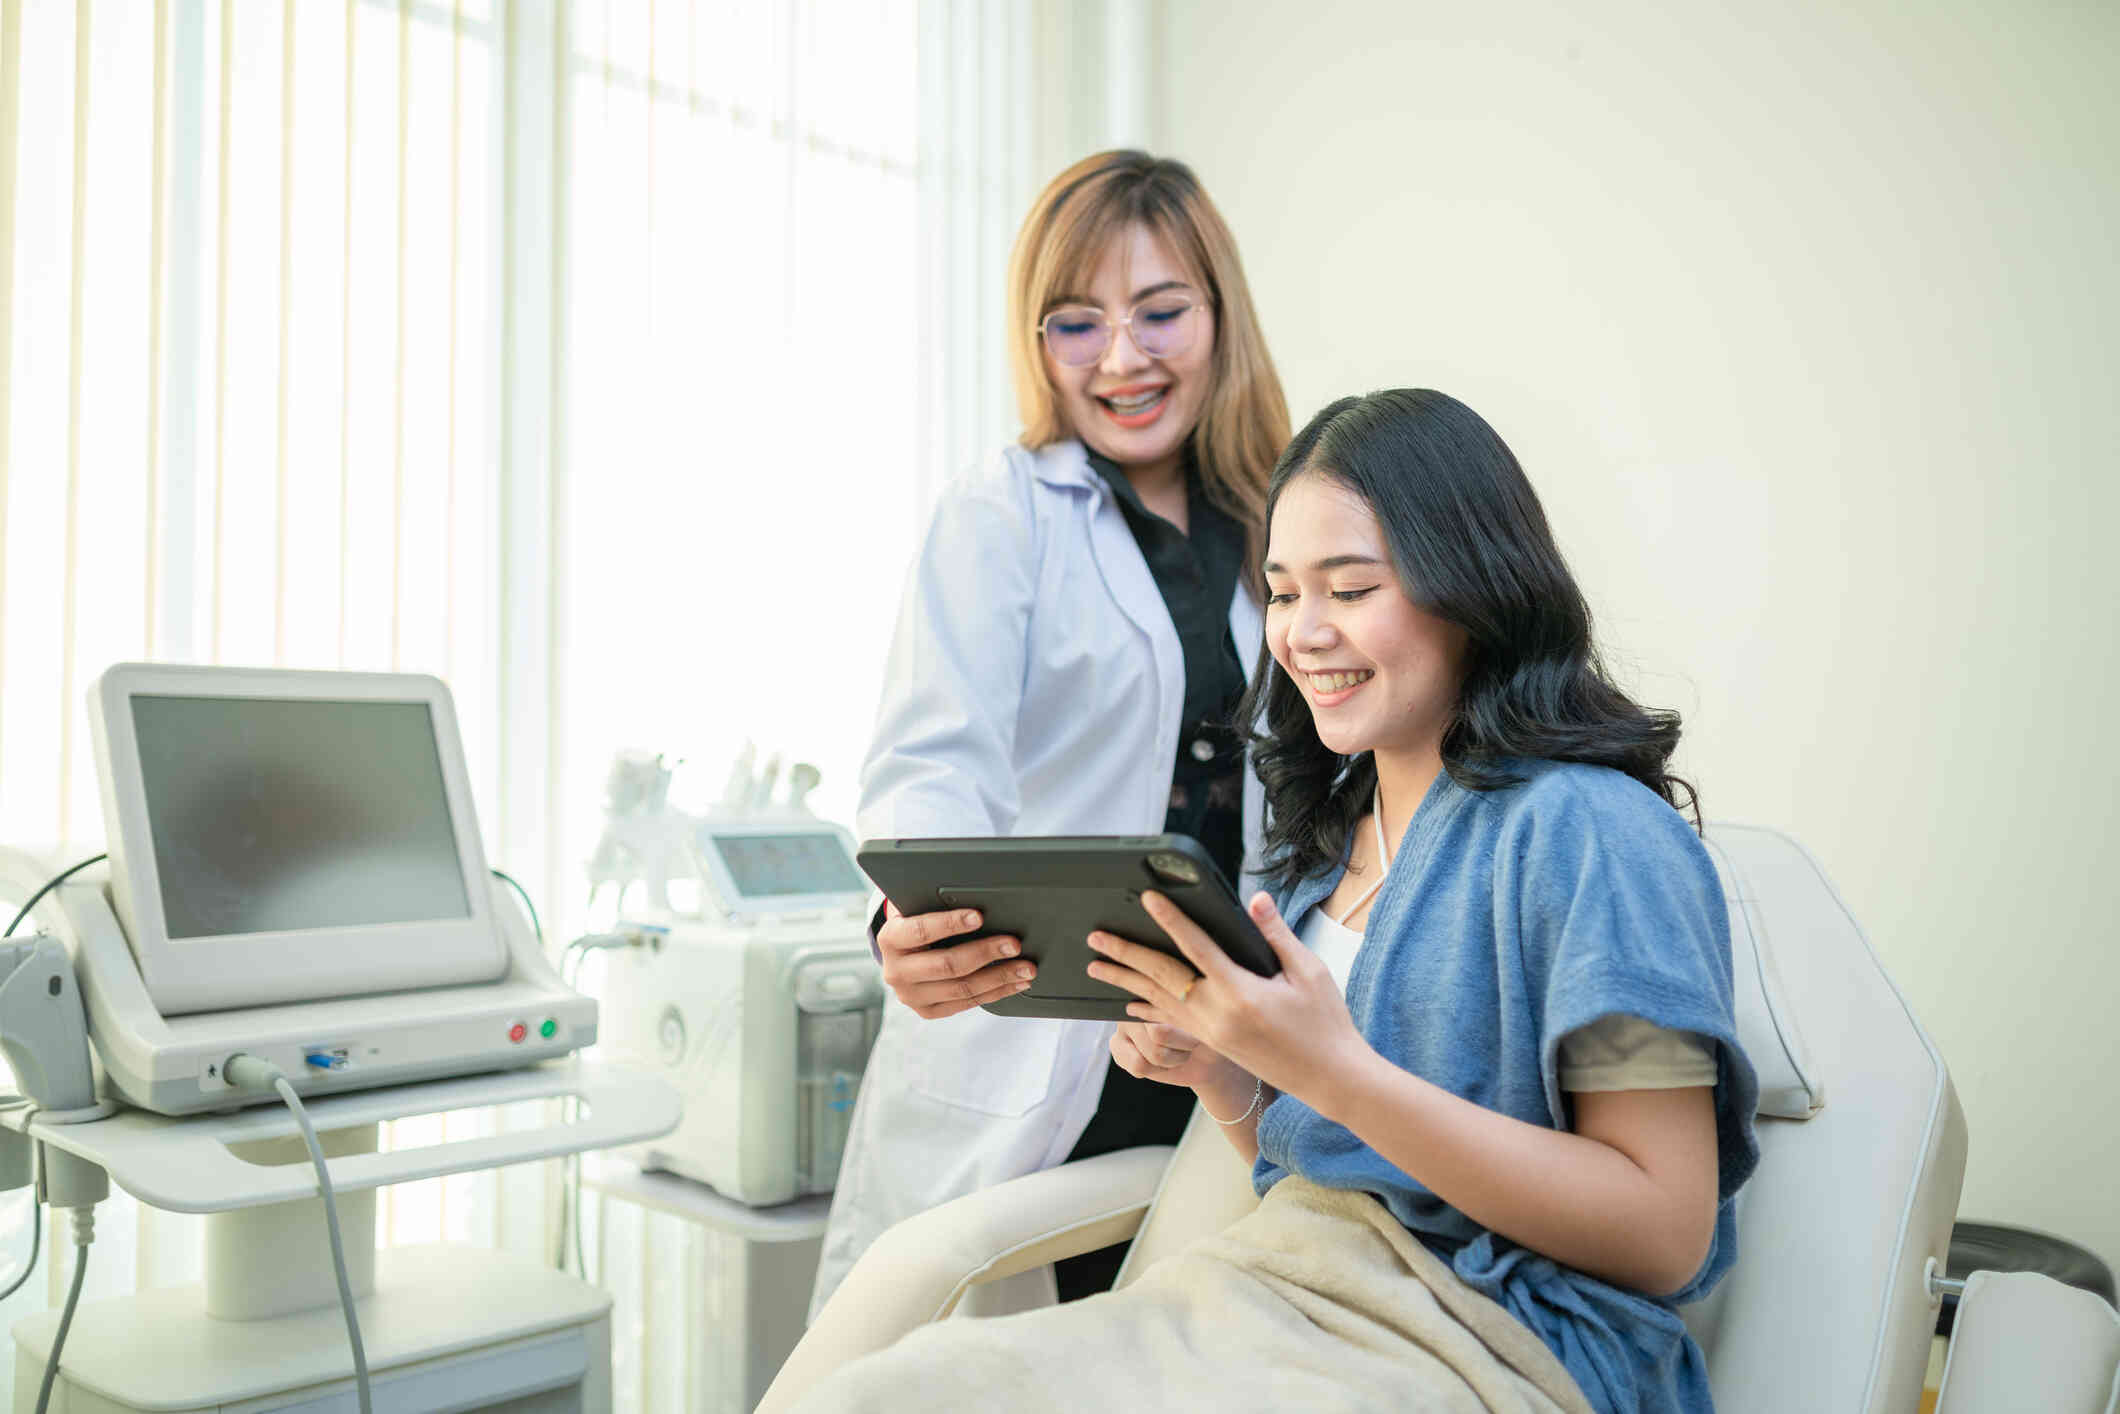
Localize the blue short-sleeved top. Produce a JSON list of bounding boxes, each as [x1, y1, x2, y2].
[[1252, 759, 1760, 1414]]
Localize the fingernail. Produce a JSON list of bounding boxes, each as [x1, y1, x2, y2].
[[1017, 966, 1034, 981], [962, 911, 981, 929], [1014, 980, 1032, 993], [1000, 940, 1019, 957]]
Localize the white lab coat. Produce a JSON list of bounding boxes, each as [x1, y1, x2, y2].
[[809, 438, 1265, 1318]]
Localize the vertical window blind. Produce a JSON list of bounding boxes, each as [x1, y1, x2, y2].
[[0, 0, 503, 856]]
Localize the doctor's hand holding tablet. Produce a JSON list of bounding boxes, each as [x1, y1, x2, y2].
[[873, 900, 1032, 1019]]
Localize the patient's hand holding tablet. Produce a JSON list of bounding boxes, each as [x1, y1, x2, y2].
[[857, 835, 1281, 1024]]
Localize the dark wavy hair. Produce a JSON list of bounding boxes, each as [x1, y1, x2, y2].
[[1238, 388, 1699, 889]]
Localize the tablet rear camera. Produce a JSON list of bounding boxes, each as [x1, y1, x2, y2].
[[1146, 852, 1200, 886]]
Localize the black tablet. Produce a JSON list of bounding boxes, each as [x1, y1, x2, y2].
[[855, 834, 1279, 1021]]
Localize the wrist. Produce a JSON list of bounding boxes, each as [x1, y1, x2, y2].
[[1196, 1058, 1256, 1117], [1201, 1072, 1263, 1126]]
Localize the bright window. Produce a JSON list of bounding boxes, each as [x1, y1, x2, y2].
[[554, 0, 920, 909]]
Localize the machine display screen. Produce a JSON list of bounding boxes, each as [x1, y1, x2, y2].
[[131, 695, 473, 939], [711, 832, 865, 898]]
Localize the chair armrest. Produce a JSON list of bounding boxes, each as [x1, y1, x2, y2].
[[1935, 1270, 2120, 1414], [757, 1144, 1173, 1413]]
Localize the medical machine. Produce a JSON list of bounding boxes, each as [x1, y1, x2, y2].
[[0, 662, 678, 1414], [595, 751, 884, 1207], [70, 662, 593, 1115]]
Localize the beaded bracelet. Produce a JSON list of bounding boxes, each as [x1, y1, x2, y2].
[[1206, 1076, 1264, 1127]]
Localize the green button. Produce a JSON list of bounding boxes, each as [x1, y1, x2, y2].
[[540, 1018, 558, 1039]]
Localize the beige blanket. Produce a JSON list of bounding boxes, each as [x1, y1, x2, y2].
[[792, 1176, 1594, 1413]]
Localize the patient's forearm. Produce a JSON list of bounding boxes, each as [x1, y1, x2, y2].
[[1311, 1050, 1716, 1297]]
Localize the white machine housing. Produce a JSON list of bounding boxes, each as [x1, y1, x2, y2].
[[3, 660, 597, 1116], [15, 860, 597, 1116], [14, 665, 597, 1119], [602, 912, 881, 1208], [599, 813, 881, 1207]]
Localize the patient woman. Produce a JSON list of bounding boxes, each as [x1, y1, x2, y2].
[[797, 389, 1760, 1414]]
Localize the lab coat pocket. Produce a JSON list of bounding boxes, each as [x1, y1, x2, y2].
[[912, 1005, 1067, 1118]]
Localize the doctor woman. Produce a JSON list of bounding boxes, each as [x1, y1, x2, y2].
[[811, 151, 1290, 1317]]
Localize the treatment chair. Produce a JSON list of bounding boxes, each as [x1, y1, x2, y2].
[[761, 825, 2120, 1413]]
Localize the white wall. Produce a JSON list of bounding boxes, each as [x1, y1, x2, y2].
[[1160, 0, 2120, 1269]]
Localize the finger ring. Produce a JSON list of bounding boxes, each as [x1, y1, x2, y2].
[[1177, 975, 1198, 1003]]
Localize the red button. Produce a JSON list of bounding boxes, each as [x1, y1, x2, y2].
[[508, 1023, 528, 1043]]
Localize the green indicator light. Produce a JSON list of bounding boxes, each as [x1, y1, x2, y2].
[[539, 1018, 558, 1039]]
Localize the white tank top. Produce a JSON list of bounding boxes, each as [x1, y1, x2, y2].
[[1299, 785, 1389, 994], [1299, 907, 1365, 994]]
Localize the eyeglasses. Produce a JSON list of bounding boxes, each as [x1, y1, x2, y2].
[[1036, 291, 1209, 367]]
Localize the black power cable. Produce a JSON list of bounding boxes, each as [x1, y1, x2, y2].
[[5, 856, 107, 938], [489, 868, 543, 948]]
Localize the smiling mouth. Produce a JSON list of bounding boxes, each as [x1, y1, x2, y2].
[[1308, 670, 1374, 695], [1096, 386, 1168, 418]]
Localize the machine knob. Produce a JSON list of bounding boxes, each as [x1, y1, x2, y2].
[[657, 1005, 687, 1066]]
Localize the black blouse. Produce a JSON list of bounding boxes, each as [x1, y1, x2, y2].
[[1083, 450, 1249, 889]]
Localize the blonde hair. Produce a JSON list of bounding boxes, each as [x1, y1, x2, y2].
[[1006, 151, 1289, 599]]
